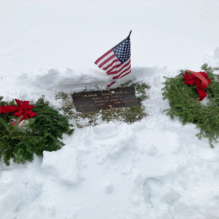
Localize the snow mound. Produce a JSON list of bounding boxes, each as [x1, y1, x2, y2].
[[93, 123, 118, 139], [42, 146, 83, 186]]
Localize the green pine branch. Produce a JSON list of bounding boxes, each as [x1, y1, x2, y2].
[[0, 97, 74, 166], [162, 63, 219, 148]]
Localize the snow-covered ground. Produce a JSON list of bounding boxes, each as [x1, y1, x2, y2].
[[1, 0, 219, 218]]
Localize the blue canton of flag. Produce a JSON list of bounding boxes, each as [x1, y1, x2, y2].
[[95, 31, 131, 87]]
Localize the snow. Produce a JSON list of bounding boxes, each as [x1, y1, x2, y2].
[[1, 0, 219, 218]]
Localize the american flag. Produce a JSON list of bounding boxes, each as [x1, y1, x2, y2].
[[95, 31, 131, 87]]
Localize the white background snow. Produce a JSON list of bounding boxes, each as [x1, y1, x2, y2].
[[1, 0, 219, 218]]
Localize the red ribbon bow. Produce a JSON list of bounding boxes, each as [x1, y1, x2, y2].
[[0, 99, 37, 125], [183, 70, 211, 101]]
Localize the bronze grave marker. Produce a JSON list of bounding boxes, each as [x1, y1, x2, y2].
[[72, 87, 141, 113]]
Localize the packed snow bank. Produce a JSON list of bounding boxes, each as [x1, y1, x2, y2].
[[1, 112, 219, 219], [1, 66, 219, 218]]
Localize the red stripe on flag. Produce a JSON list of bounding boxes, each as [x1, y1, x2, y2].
[[107, 60, 131, 75], [107, 81, 116, 87], [94, 49, 113, 65], [106, 62, 123, 73], [119, 70, 131, 79], [113, 67, 131, 80], [102, 58, 120, 71], [99, 54, 116, 68]]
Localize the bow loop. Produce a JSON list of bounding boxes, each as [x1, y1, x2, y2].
[[14, 109, 23, 117], [0, 99, 37, 125], [22, 101, 30, 106], [26, 109, 37, 118], [15, 99, 22, 106], [184, 70, 211, 101]]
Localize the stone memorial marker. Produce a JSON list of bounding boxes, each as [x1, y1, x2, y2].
[[72, 87, 141, 113]]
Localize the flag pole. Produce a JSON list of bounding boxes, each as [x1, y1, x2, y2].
[[128, 30, 132, 37], [114, 30, 132, 48]]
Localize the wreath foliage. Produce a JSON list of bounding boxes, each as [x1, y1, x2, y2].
[[0, 97, 74, 166], [162, 64, 219, 148]]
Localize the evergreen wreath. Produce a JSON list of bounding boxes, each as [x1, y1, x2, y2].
[[0, 97, 74, 166], [162, 64, 219, 148]]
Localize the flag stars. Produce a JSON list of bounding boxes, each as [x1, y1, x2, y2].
[[113, 36, 131, 63]]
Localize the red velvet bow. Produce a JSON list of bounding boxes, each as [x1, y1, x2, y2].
[[0, 99, 37, 125], [183, 70, 211, 101]]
